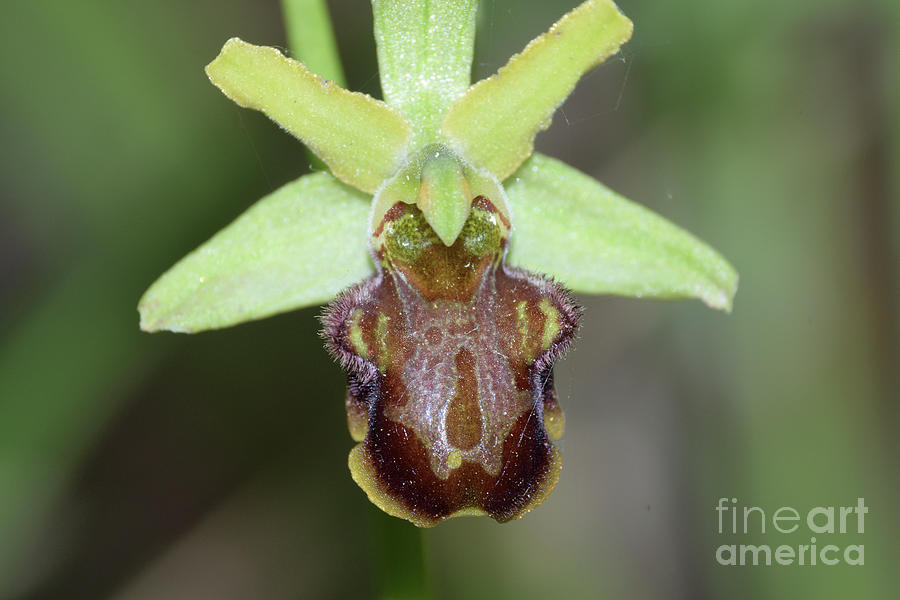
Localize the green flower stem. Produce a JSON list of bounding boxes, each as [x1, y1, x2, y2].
[[278, 5, 429, 599], [280, 0, 346, 172], [370, 506, 430, 600], [280, 0, 346, 86]]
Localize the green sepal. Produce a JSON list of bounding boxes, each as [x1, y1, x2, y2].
[[372, 0, 478, 146], [504, 154, 738, 311], [442, 0, 633, 180], [139, 173, 374, 333], [206, 38, 412, 193]]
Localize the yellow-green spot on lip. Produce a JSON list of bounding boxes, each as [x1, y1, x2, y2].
[[516, 300, 529, 351], [539, 298, 561, 350], [348, 310, 368, 359], [543, 408, 565, 441]]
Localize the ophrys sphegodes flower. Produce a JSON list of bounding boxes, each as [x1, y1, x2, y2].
[[139, 0, 737, 526]]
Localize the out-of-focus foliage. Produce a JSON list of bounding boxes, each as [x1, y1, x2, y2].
[[0, 0, 896, 599]]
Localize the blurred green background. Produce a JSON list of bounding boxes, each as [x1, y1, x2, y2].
[[1, 0, 897, 598]]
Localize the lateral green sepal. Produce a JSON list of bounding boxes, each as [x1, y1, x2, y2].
[[504, 154, 738, 311], [139, 173, 375, 333]]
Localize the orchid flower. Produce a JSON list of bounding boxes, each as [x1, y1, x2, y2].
[[139, 0, 737, 526]]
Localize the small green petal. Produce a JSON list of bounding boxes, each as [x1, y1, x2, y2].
[[442, 0, 632, 180], [462, 165, 512, 236], [504, 154, 738, 311], [373, 0, 478, 146], [370, 144, 504, 246], [139, 173, 374, 333], [370, 158, 421, 238], [206, 38, 412, 193]]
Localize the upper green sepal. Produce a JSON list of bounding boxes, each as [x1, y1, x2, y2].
[[139, 173, 375, 333], [441, 0, 633, 179], [373, 0, 478, 146], [504, 154, 738, 311], [206, 38, 413, 193]]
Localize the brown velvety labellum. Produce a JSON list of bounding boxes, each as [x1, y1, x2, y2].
[[322, 199, 580, 526]]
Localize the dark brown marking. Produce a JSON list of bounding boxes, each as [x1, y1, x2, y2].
[[363, 403, 553, 523], [444, 348, 482, 450]]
